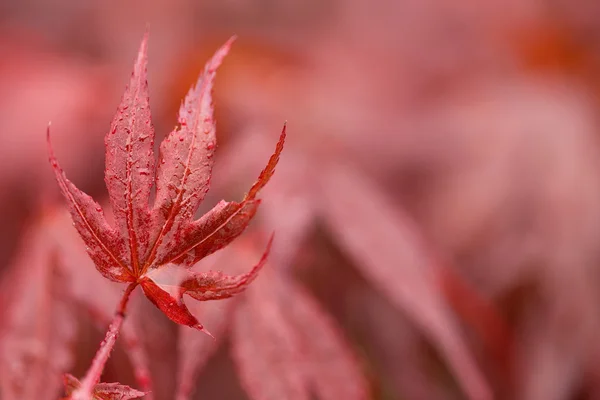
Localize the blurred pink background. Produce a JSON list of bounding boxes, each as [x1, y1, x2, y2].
[[2, 1, 600, 399]]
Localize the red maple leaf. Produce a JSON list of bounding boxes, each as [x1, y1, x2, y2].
[[47, 32, 285, 334]]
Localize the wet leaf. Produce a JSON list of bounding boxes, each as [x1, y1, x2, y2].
[[47, 33, 286, 331]]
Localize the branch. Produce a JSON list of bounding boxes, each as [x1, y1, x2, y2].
[[70, 282, 138, 400]]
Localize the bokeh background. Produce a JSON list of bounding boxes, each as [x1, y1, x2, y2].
[[2, 1, 600, 399]]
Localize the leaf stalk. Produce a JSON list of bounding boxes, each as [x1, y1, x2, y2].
[[70, 282, 138, 400]]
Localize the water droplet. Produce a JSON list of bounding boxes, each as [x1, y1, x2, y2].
[[206, 142, 215, 150], [96, 206, 102, 212], [138, 168, 150, 176], [179, 137, 184, 142]]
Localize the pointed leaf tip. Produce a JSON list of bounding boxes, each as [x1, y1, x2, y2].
[[245, 123, 287, 201], [201, 35, 236, 75], [46, 123, 54, 160], [135, 32, 149, 74], [195, 324, 215, 340], [47, 122, 59, 165], [225, 34, 237, 47], [219, 35, 237, 56]]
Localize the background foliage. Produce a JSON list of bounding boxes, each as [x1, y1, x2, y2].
[[1, 0, 600, 399]]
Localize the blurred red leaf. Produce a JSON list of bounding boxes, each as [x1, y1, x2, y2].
[[210, 125, 496, 399], [174, 248, 248, 400], [175, 298, 234, 400], [174, 236, 370, 400], [0, 218, 77, 400], [231, 268, 369, 400], [319, 163, 491, 400]]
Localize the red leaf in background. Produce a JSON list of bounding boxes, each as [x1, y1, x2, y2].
[[211, 131, 495, 399], [277, 280, 368, 400], [174, 248, 243, 400], [231, 269, 369, 400], [175, 298, 235, 400], [319, 163, 491, 400], [233, 281, 308, 400], [0, 218, 78, 400], [173, 236, 369, 400], [47, 32, 286, 331], [63, 374, 147, 400]]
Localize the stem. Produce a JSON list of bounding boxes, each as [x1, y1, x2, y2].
[[71, 282, 138, 400]]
